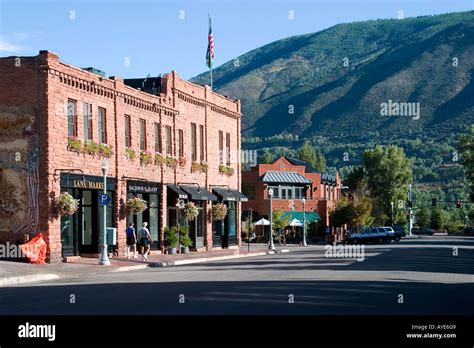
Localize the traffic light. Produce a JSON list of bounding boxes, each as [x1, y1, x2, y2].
[[456, 200, 461, 209], [432, 198, 437, 207]]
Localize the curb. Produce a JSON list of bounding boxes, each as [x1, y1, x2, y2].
[[0, 274, 60, 287], [110, 264, 149, 272], [150, 249, 290, 267]]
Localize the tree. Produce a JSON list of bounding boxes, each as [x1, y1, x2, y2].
[[459, 125, 474, 201], [272, 208, 291, 235], [260, 150, 274, 164], [416, 207, 430, 227], [430, 208, 445, 230], [362, 145, 413, 221], [330, 194, 373, 231], [345, 166, 366, 192], [298, 140, 326, 171], [314, 148, 327, 172]]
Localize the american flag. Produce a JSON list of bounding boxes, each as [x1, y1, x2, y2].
[[15, 167, 39, 236], [206, 16, 214, 68], [15, 147, 39, 236]]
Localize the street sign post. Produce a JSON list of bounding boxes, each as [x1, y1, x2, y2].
[[98, 194, 111, 206]]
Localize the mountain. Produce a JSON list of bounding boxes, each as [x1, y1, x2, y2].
[[192, 11, 474, 138]]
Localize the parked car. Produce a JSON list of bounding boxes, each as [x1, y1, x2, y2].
[[392, 225, 406, 238], [379, 226, 401, 242], [346, 227, 390, 244], [463, 227, 474, 236], [412, 227, 435, 235]]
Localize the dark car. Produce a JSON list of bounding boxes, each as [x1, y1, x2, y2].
[[412, 227, 435, 235], [392, 225, 406, 238], [463, 227, 474, 236]]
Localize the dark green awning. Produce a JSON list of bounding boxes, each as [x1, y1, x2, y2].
[[283, 211, 320, 223]]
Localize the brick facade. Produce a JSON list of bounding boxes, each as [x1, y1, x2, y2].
[[242, 156, 342, 236], [0, 50, 243, 263]]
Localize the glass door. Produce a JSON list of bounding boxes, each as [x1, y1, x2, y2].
[[227, 201, 236, 246], [79, 190, 99, 254]]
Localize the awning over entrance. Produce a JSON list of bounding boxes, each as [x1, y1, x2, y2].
[[167, 184, 188, 199], [181, 185, 217, 201], [212, 187, 248, 202], [283, 211, 320, 223]]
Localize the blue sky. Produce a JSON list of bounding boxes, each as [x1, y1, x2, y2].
[[0, 0, 472, 79]]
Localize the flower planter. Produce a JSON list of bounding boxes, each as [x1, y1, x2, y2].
[[167, 247, 177, 255], [67, 137, 82, 153], [126, 197, 147, 215], [125, 147, 136, 160], [154, 153, 166, 166], [56, 192, 79, 216], [140, 151, 153, 166], [180, 246, 190, 254], [212, 203, 228, 220]]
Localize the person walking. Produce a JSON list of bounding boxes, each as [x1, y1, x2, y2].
[[125, 222, 137, 259], [138, 222, 152, 261]]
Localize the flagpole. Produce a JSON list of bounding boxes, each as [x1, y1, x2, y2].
[[210, 65, 213, 90]]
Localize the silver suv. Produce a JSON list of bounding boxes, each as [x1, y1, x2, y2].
[[379, 226, 401, 242], [346, 227, 391, 244]]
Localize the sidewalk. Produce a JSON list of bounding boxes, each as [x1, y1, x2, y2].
[[0, 243, 291, 287]]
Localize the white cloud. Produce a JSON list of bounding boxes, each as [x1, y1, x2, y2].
[[0, 36, 25, 53]]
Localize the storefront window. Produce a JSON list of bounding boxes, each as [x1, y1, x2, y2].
[[227, 201, 236, 237], [60, 188, 74, 250], [149, 194, 159, 242]]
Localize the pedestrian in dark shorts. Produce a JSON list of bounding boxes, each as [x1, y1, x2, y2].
[[138, 222, 152, 261], [126, 223, 137, 259]]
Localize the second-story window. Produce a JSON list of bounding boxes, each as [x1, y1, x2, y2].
[[83, 102, 92, 140], [67, 99, 77, 137], [165, 125, 172, 155], [191, 123, 197, 162], [98, 107, 106, 144], [178, 129, 184, 158], [124, 115, 131, 148], [218, 130, 224, 164], [154, 123, 161, 153], [199, 125, 204, 162], [226, 132, 231, 166], [139, 119, 146, 151]]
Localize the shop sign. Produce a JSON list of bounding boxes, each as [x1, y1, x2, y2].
[[127, 181, 160, 193], [73, 180, 104, 190]]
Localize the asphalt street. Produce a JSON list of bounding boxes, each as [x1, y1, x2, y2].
[[1, 236, 473, 315]]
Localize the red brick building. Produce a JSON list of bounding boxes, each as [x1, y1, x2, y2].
[[0, 50, 246, 263], [241, 156, 342, 239]]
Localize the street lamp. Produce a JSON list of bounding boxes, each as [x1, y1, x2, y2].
[[268, 187, 275, 250], [302, 197, 307, 246], [99, 159, 110, 265], [390, 201, 394, 227]]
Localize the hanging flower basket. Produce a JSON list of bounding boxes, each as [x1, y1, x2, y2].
[[56, 192, 79, 216], [126, 197, 148, 215], [212, 203, 228, 220], [180, 201, 199, 221]]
